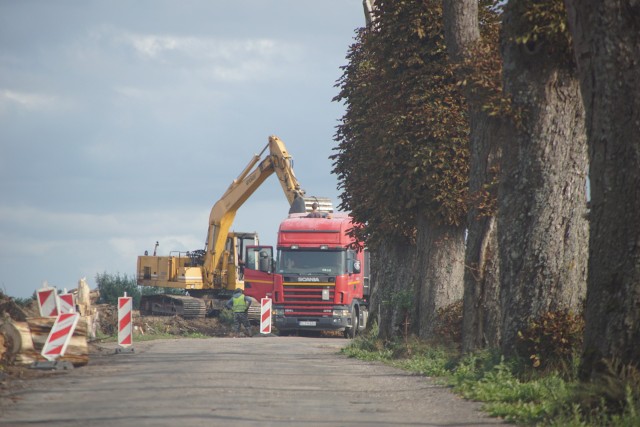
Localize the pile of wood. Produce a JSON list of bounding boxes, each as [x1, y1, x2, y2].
[[0, 278, 100, 368], [0, 317, 89, 367]]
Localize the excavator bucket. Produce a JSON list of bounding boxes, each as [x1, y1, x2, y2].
[[289, 195, 307, 214]]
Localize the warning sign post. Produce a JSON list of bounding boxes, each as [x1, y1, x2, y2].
[[37, 283, 59, 317], [31, 312, 80, 371], [116, 293, 134, 354], [58, 291, 76, 314], [260, 298, 272, 335]]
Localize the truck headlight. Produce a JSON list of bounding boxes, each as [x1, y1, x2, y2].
[[332, 309, 349, 317], [274, 308, 284, 316]]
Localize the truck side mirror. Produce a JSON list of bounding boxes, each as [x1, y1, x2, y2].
[[259, 251, 271, 273]]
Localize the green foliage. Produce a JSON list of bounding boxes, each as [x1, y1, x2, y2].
[[140, 286, 183, 296], [12, 294, 36, 308], [516, 309, 585, 373], [386, 289, 413, 311], [394, 346, 450, 377], [346, 333, 568, 423], [561, 359, 640, 425], [455, 362, 571, 424], [219, 308, 235, 326], [95, 272, 141, 308], [345, 335, 640, 426], [342, 321, 394, 361], [449, 349, 504, 385], [332, 0, 469, 248]]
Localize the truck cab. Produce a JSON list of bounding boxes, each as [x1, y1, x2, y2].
[[246, 213, 369, 337]]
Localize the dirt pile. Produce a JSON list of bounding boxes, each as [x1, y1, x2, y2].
[[135, 315, 234, 337]]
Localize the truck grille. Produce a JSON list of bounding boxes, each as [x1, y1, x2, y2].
[[282, 284, 334, 317]]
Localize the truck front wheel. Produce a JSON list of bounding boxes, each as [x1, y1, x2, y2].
[[344, 306, 359, 339]]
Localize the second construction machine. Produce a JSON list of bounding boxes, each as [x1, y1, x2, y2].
[[136, 135, 329, 318]]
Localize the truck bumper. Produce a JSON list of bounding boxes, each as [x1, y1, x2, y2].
[[274, 315, 351, 331]]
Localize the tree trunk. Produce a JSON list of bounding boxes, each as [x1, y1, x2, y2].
[[564, 0, 640, 377], [368, 239, 417, 341], [415, 215, 466, 340], [442, 1, 479, 63], [362, 0, 376, 26], [499, 5, 589, 355], [443, 1, 503, 352], [462, 143, 502, 351]]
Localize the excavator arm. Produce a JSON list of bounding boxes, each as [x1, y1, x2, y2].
[[136, 134, 334, 318], [202, 135, 306, 287]]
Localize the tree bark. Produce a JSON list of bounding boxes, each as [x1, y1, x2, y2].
[[415, 215, 466, 340], [462, 143, 502, 351], [368, 239, 417, 341], [499, 4, 589, 355], [564, 0, 640, 377], [443, 1, 504, 352], [442, 0, 479, 62]]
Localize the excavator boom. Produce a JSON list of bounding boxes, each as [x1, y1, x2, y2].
[[202, 136, 306, 286], [136, 135, 318, 318]]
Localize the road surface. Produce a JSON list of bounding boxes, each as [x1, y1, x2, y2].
[[0, 336, 509, 426]]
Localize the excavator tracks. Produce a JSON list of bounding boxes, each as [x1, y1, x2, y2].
[[139, 294, 207, 319]]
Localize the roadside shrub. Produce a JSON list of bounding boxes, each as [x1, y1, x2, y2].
[[12, 293, 36, 308], [432, 299, 463, 348], [563, 359, 640, 424], [343, 322, 394, 361], [395, 346, 450, 377], [96, 272, 141, 308], [219, 308, 235, 326], [516, 309, 584, 374]]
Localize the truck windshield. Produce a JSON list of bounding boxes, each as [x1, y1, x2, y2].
[[277, 249, 346, 275]]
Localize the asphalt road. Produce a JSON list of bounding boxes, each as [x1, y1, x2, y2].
[[0, 336, 509, 426]]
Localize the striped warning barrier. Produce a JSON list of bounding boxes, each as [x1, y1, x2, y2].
[[37, 285, 59, 317], [117, 295, 133, 350], [260, 298, 272, 334], [58, 292, 75, 314], [41, 313, 80, 362]]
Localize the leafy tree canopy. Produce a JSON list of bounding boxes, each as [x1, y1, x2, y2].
[[332, 0, 469, 248]]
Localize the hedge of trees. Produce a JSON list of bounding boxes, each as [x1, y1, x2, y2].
[[332, 0, 639, 381]]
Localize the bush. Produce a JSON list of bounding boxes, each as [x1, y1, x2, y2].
[[516, 309, 584, 374], [13, 294, 36, 308], [96, 272, 141, 308], [566, 359, 640, 424], [433, 299, 464, 348]]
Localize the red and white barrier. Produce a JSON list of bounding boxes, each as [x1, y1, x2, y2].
[[37, 284, 59, 317], [58, 292, 76, 314], [117, 295, 133, 348], [260, 298, 272, 334], [41, 313, 80, 362]]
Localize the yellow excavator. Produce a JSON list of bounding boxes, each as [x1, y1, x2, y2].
[[136, 135, 329, 318]]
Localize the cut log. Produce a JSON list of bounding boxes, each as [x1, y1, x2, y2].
[[26, 317, 89, 367], [0, 320, 36, 364]]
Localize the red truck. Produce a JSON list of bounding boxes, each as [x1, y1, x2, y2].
[[242, 212, 370, 338]]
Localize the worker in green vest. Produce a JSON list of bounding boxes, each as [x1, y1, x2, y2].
[[225, 288, 253, 336]]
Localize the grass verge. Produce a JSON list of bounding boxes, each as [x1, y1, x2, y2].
[[342, 325, 640, 426]]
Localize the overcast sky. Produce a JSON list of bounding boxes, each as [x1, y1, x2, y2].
[[0, 1, 365, 298]]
